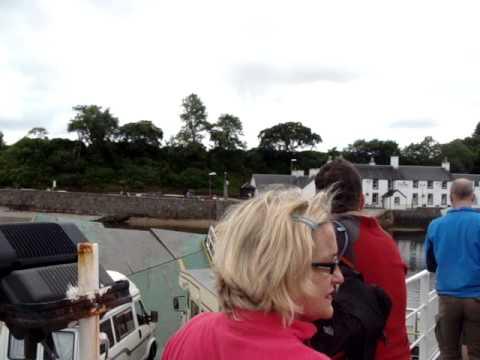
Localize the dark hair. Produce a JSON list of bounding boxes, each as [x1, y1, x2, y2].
[[315, 159, 362, 213]]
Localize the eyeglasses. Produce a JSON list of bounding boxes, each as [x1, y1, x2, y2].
[[311, 258, 340, 275], [291, 214, 350, 273]]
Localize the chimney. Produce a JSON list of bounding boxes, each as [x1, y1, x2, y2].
[[442, 157, 450, 172], [390, 156, 399, 169], [369, 157, 376, 166]]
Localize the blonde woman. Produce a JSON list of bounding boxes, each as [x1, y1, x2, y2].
[[162, 189, 344, 360]]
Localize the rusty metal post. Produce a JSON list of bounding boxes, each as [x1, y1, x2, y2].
[[78, 243, 100, 360]]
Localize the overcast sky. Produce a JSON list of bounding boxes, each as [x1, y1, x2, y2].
[[2, 0, 480, 151]]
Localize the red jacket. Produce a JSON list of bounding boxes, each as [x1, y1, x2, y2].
[[162, 310, 330, 360], [351, 216, 410, 360]]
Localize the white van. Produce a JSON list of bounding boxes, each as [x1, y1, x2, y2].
[[174, 268, 219, 325], [0, 271, 158, 360]]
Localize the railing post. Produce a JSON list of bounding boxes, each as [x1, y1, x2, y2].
[[78, 243, 100, 360], [419, 272, 429, 360]]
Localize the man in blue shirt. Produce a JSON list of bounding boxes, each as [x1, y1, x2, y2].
[[425, 178, 480, 360]]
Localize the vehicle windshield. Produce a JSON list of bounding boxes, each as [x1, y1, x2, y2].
[[8, 331, 75, 360]]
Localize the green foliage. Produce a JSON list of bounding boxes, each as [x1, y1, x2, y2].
[[473, 122, 480, 138], [27, 127, 48, 139], [68, 105, 119, 151], [118, 120, 163, 147], [258, 121, 321, 151], [209, 114, 246, 150], [4, 99, 480, 195], [441, 139, 475, 173], [343, 139, 400, 164], [401, 136, 442, 165], [176, 94, 209, 145]]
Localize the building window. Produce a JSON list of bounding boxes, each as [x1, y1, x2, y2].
[[394, 197, 400, 205], [475, 180, 479, 187], [372, 193, 378, 204], [412, 193, 418, 206], [427, 193, 433, 205], [373, 179, 379, 190], [427, 181, 433, 189], [442, 181, 448, 189], [441, 194, 447, 206], [388, 180, 393, 190], [413, 180, 419, 189]]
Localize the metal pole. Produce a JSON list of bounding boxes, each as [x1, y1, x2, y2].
[[223, 171, 228, 200], [419, 272, 429, 360], [78, 243, 100, 360], [209, 176, 212, 198]]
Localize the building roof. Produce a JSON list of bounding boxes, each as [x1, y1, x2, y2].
[[451, 173, 480, 181], [397, 166, 452, 181], [354, 164, 453, 181], [252, 174, 312, 190], [354, 164, 403, 180]]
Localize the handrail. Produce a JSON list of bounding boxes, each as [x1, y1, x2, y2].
[[405, 270, 439, 360]]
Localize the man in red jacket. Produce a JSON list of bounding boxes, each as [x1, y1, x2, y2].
[[315, 159, 410, 360]]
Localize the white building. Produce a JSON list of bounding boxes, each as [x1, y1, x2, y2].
[[250, 156, 480, 209]]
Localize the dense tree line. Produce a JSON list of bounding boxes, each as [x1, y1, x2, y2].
[[0, 93, 480, 196]]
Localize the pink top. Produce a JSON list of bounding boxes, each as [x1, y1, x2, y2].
[[162, 310, 331, 360]]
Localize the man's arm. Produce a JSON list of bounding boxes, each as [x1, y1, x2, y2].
[[424, 228, 437, 273]]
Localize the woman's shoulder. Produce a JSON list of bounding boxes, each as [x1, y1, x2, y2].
[[184, 311, 225, 329]]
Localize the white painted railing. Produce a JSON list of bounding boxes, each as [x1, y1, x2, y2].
[[204, 225, 216, 264], [406, 270, 439, 360]]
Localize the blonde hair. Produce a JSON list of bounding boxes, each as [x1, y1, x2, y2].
[[214, 188, 332, 324]]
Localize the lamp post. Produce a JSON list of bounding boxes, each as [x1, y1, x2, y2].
[[208, 172, 216, 198], [223, 171, 229, 199], [290, 158, 297, 174]]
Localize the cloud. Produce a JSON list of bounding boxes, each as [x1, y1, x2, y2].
[[389, 118, 437, 129], [229, 63, 356, 96]]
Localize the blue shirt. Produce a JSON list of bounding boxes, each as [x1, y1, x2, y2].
[[425, 207, 480, 297]]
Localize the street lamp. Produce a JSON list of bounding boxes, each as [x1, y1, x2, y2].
[[209, 172, 217, 198], [223, 171, 229, 199], [290, 158, 297, 173]]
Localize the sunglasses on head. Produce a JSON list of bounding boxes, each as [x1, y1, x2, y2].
[[291, 214, 349, 274]]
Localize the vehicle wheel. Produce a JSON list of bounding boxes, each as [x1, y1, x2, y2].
[[147, 342, 157, 360]]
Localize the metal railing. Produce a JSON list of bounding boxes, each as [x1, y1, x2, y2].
[[204, 225, 216, 265], [406, 270, 439, 360]]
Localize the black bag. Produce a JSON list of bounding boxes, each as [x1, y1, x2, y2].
[[310, 264, 392, 360]]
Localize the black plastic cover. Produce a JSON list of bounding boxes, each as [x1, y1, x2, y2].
[[0, 223, 87, 274], [0, 263, 114, 304]]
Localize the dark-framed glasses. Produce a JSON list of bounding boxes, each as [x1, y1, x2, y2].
[[311, 258, 340, 275]]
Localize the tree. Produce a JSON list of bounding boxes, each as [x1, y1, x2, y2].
[[343, 139, 400, 164], [27, 127, 48, 139], [473, 122, 480, 137], [401, 136, 442, 165], [67, 105, 119, 150], [441, 139, 475, 173], [117, 120, 163, 147], [258, 122, 321, 151], [209, 114, 246, 150], [0, 131, 5, 149], [176, 94, 209, 145]]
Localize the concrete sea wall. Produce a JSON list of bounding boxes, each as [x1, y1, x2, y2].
[[0, 189, 239, 220]]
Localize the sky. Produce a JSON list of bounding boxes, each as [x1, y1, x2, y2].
[[1, 0, 480, 151]]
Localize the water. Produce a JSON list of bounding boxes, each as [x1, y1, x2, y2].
[[393, 231, 436, 308]]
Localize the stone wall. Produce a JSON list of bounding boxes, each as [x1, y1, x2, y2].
[[0, 190, 239, 220]]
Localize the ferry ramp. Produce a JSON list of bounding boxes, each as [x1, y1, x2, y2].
[[31, 213, 210, 360]]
